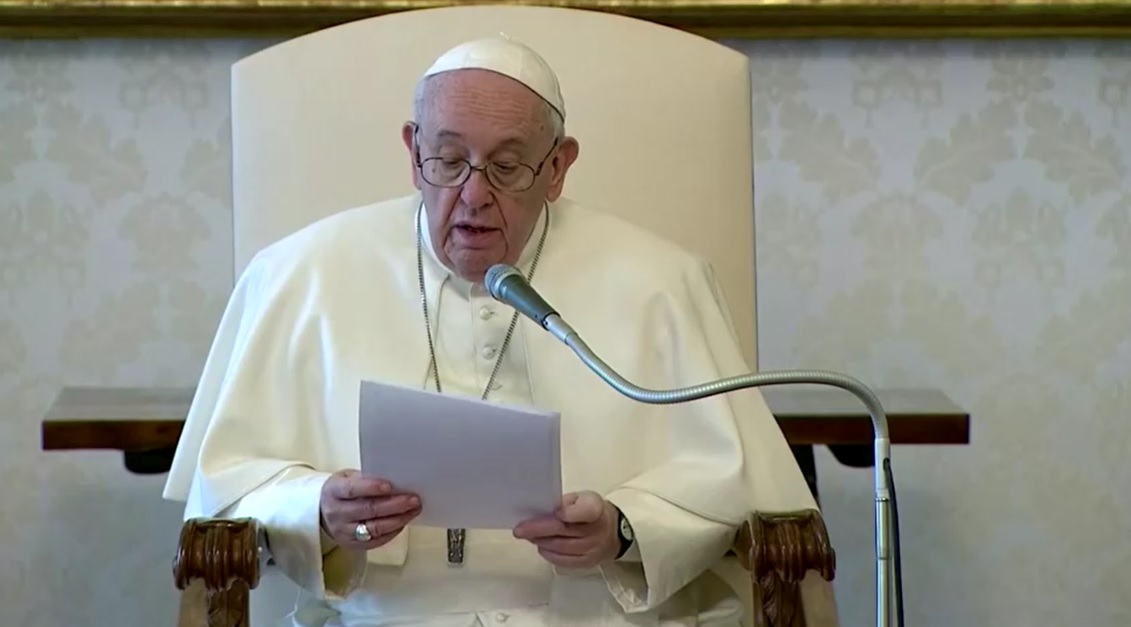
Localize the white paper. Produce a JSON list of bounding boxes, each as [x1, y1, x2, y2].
[[358, 379, 562, 529]]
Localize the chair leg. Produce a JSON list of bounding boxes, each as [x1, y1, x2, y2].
[[799, 573, 840, 627], [177, 579, 208, 627]]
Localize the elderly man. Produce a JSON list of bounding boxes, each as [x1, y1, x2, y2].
[[164, 36, 817, 627]]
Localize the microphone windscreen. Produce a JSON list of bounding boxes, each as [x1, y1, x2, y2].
[[486, 264, 522, 300]]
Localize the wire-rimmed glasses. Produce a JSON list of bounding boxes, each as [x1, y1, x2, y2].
[[413, 127, 559, 193]]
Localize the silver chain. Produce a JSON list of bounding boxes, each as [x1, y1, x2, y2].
[[414, 202, 550, 564]]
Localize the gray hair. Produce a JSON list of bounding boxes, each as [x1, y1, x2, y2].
[[412, 74, 565, 141]]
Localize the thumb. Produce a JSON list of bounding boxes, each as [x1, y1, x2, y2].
[[556, 492, 580, 511], [556, 491, 601, 524]]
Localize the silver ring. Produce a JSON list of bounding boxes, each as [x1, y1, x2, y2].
[[354, 522, 373, 542]]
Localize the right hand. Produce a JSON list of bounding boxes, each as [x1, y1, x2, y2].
[[319, 469, 422, 550]]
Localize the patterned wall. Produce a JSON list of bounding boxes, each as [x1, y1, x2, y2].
[[0, 36, 1128, 626]]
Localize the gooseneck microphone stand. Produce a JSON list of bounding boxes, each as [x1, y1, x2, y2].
[[485, 264, 904, 627]]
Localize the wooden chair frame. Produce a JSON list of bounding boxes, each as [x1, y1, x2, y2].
[[173, 509, 836, 627]]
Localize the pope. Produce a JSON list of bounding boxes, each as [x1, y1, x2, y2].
[[164, 35, 817, 627]]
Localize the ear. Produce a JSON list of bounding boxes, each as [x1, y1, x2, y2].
[[402, 122, 422, 190], [544, 136, 579, 203]]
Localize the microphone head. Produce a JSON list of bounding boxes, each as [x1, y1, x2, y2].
[[485, 264, 522, 301]]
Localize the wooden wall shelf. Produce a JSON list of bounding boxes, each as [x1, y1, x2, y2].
[[40, 385, 970, 476]]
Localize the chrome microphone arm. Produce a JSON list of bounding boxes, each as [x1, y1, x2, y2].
[[541, 314, 901, 627]]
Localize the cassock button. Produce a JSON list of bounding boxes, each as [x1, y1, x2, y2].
[[481, 346, 497, 359], [494, 612, 510, 623], [479, 307, 494, 320]]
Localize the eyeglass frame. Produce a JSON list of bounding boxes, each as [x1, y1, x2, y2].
[[410, 123, 559, 193]]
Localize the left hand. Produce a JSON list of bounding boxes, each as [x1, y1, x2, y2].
[[513, 491, 621, 568]]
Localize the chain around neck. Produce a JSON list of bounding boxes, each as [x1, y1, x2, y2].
[[415, 202, 550, 401]]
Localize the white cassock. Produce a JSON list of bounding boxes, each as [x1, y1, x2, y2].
[[163, 192, 818, 627]]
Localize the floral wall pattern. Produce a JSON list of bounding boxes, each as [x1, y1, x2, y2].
[[0, 36, 1127, 627]]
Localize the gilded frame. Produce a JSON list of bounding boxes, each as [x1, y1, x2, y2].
[[1, 0, 1130, 38]]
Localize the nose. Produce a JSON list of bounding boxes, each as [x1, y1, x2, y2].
[[460, 168, 493, 210]]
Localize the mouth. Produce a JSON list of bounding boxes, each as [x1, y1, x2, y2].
[[454, 224, 498, 235]]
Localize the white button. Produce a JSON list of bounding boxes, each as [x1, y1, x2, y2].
[[481, 346, 497, 359], [479, 307, 494, 320], [489, 382, 502, 391], [495, 613, 509, 623]]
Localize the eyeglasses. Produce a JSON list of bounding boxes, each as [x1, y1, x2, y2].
[[412, 126, 558, 193]]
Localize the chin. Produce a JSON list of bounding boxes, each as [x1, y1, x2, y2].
[[450, 254, 502, 280], [451, 262, 490, 283]]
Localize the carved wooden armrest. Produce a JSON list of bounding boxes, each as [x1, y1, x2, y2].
[[174, 517, 266, 627], [174, 511, 835, 627], [733, 509, 837, 627]]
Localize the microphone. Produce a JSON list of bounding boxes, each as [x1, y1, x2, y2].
[[484, 264, 559, 328], [485, 263, 904, 627]]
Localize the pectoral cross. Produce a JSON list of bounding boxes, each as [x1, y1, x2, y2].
[[447, 527, 466, 564], [415, 201, 552, 568]]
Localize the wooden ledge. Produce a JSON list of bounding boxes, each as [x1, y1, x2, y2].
[[40, 385, 970, 474]]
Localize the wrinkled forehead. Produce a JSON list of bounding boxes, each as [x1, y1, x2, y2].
[[417, 69, 550, 149]]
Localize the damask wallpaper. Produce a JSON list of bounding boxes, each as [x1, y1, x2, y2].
[[0, 36, 1128, 626]]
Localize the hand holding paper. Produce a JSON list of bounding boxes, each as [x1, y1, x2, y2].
[[318, 469, 422, 549], [512, 490, 621, 568], [358, 380, 563, 530]]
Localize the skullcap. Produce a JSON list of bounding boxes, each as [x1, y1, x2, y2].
[[421, 34, 566, 120]]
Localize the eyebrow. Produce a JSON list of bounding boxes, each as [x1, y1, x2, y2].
[[433, 129, 463, 141], [429, 129, 532, 153]]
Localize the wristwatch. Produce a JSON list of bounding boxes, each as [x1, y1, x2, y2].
[[615, 506, 635, 558]]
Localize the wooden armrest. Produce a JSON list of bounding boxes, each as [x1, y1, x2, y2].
[[174, 517, 265, 627], [734, 509, 837, 627], [174, 511, 836, 627]]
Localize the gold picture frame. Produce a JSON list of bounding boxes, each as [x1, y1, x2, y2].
[[1, 0, 1130, 38]]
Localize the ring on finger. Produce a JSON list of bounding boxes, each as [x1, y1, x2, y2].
[[354, 522, 373, 542]]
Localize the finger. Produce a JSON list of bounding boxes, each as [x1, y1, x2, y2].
[[513, 516, 583, 540], [364, 529, 405, 550], [349, 525, 405, 551], [328, 474, 392, 500], [515, 519, 598, 541], [334, 494, 420, 522], [556, 495, 602, 524], [367, 506, 423, 538], [528, 535, 595, 556], [537, 547, 598, 569], [337, 507, 421, 548], [348, 507, 420, 540]]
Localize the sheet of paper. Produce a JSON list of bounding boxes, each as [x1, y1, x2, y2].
[[358, 379, 562, 530]]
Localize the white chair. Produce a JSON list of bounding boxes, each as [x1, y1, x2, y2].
[[172, 6, 838, 627], [228, 4, 758, 364]]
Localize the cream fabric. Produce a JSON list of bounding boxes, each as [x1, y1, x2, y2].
[[163, 193, 818, 627]]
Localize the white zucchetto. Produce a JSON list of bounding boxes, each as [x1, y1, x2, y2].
[[422, 35, 566, 120]]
